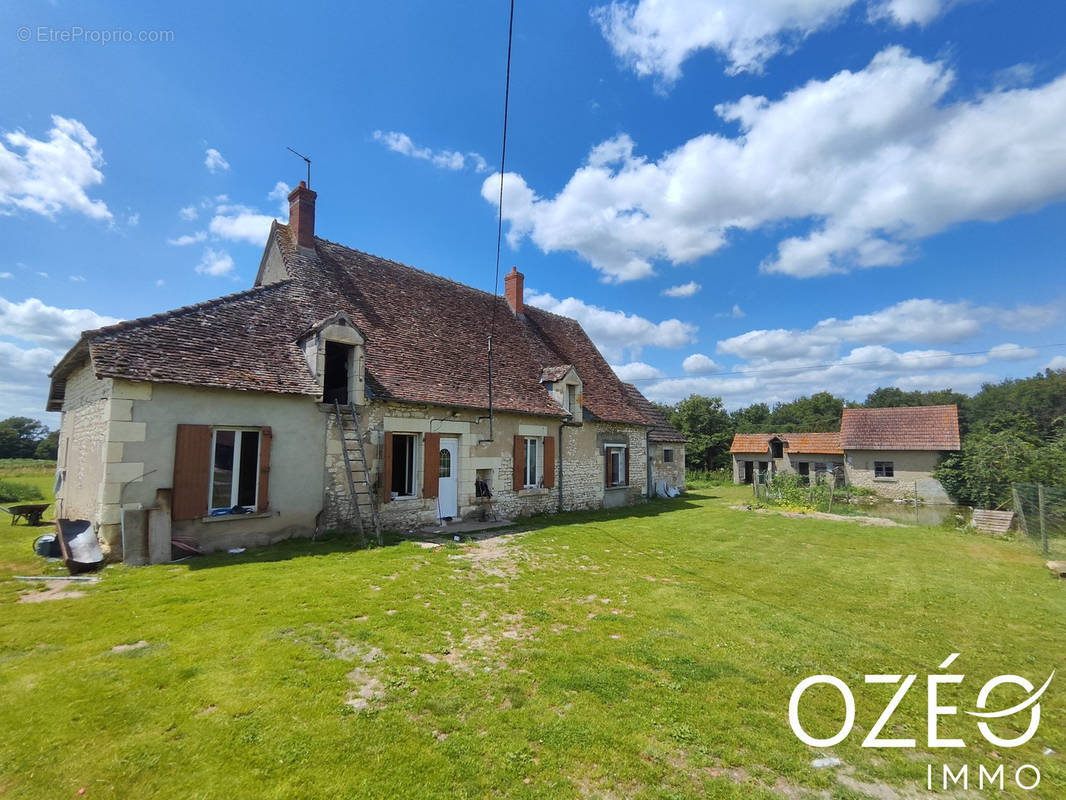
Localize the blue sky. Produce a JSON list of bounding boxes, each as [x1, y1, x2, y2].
[[2, 0, 1065, 423]]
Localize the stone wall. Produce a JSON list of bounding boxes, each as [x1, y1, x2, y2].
[[321, 401, 647, 533], [649, 442, 685, 490], [56, 362, 112, 525]]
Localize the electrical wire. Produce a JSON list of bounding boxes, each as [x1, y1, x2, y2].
[[624, 341, 1066, 382], [489, 0, 516, 336]]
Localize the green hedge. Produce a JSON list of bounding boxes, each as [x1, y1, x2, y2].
[[0, 478, 45, 503]]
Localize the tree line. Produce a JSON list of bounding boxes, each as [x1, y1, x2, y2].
[[0, 417, 60, 460], [654, 369, 1066, 508]]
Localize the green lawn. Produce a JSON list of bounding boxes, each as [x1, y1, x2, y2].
[[1, 468, 1062, 798]]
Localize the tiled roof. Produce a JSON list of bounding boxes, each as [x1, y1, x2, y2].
[[729, 432, 843, 455], [621, 384, 687, 443], [540, 365, 574, 383], [52, 223, 647, 426], [840, 405, 960, 450]]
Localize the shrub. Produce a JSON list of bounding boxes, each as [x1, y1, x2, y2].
[[0, 478, 45, 503], [686, 468, 733, 487]]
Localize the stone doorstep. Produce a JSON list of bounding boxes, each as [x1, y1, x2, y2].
[[410, 517, 517, 540]]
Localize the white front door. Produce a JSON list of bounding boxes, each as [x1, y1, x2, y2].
[[437, 438, 458, 519]]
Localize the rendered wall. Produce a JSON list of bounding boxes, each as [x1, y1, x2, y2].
[[114, 383, 326, 554], [844, 449, 949, 502]]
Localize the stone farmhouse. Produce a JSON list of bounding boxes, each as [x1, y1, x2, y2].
[[729, 405, 961, 502], [46, 183, 682, 562]]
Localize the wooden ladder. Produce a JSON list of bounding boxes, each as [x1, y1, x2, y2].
[[333, 400, 383, 546]]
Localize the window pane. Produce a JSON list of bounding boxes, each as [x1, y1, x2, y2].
[[525, 438, 537, 486], [237, 431, 259, 507], [439, 449, 451, 478], [211, 430, 235, 509], [392, 434, 415, 496]]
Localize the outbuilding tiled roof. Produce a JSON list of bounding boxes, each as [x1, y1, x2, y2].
[[51, 223, 647, 426], [729, 432, 843, 455], [621, 384, 687, 443], [840, 405, 960, 450]]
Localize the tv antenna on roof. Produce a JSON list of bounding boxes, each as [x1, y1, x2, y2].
[[286, 146, 312, 188]]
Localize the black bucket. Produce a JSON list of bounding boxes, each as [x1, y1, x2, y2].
[[33, 534, 61, 558]]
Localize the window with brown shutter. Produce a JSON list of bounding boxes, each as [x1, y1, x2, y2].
[[512, 435, 523, 491], [257, 427, 272, 512], [605, 444, 628, 487], [423, 433, 440, 499], [542, 436, 555, 489], [173, 424, 211, 520], [382, 431, 393, 503]]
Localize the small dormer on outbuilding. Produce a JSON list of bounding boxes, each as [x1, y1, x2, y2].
[[540, 365, 583, 423], [299, 312, 366, 405]]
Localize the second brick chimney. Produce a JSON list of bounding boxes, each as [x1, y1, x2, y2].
[[504, 266, 524, 315], [288, 181, 317, 250]]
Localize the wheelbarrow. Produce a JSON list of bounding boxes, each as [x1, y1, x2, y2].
[[1, 502, 51, 526]]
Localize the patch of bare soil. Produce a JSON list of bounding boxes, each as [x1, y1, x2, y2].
[[741, 506, 905, 527], [110, 640, 149, 653], [17, 581, 86, 603]]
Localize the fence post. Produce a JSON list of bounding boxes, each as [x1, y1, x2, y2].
[[914, 480, 919, 526], [1011, 485, 1029, 537], [1038, 484, 1048, 556]]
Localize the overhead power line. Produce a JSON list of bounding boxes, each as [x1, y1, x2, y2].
[[623, 341, 1066, 383]]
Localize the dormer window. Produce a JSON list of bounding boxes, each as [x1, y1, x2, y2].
[[540, 365, 583, 422], [323, 341, 353, 404], [299, 312, 366, 406], [771, 439, 784, 459]]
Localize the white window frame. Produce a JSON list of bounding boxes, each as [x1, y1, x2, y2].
[[604, 443, 628, 488], [524, 436, 539, 488], [565, 383, 577, 413], [209, 427, 261, 512], [392, 433, 418, 498]]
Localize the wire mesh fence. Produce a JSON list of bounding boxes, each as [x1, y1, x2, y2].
[[1013, 483, 1066, 559]]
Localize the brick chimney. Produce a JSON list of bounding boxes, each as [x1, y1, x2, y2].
[[288, 181, 317, 250], [504, 266, 524, 315]]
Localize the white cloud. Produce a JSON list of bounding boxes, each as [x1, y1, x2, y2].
[[155, 279, 165, 288], [717, 328, 837, 361], [0, 296, 120, 346], [208, 204, 274, 245], [0, 272, 11, 279], [868, 0, 953, 26], [167, 231, 207, 246], [35, 272, 49, 279], [268, 181, 291, 217], [1046, 355, 1066, 371], [814, 299, 981, 344], [204, 148, 230, 173], [68, 275, 86, 283], [488, 49, 1066, 281], [373, 130, 487, 173], [527, 290, 696, 362], [593, 0, 854, 82], [682, 353, 719, 374], [127, 212, 140, 227], [0, 115, 111, 221], [988, 343, 1038, 361], [179, 205, 198, 221], [662, 281, 701, 297], [716, 304, 745, 319], [611, 361, 664, 381], [593, 0, 953, 84], [194, 248, 235, 277]]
